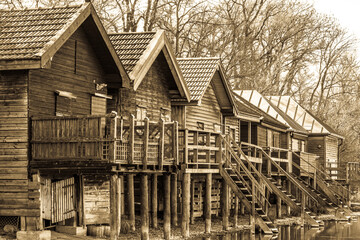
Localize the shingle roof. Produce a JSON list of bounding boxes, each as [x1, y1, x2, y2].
[[109, 32, 156, 72], [0, 5, 81, 60], [177, 58, 220, 101]]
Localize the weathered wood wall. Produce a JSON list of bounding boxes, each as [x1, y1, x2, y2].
[[118, 51, 174, 121], [186, 84, 222, 132], [257, 126, 266, 147], [84, 175, 110, 225], [0, 70, 37, 218], [28, 26, 108, 117], [325, 136, 338, 171]]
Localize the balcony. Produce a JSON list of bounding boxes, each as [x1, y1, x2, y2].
[[31, 114, 178, 170]]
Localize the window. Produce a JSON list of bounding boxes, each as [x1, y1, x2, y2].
[[55, 90, 76, 116], [197, 121, 205, 130], [136, 106, 147, 120]]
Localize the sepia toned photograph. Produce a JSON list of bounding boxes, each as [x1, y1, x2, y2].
[[0, 0, 359, 239]]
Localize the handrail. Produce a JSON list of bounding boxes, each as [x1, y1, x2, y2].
[[228, 137, 273, 191], [221, 136, 271, 209], [264, 146, 289, 152], [240, 141, 262, 149], [292, 151, 349, 195], [261, 149, 318, 204]]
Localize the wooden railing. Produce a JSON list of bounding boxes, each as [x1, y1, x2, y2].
[[264, 146, 290, 163], [239, 142, 263, 163], [31, 114, 178, 167], [347, 162, 360, 183], [178, 129, 220, 168]]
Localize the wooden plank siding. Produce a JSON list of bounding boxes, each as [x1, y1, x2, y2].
[[186, 84, 222, 132], [0, 70, 36, 216], [224, 117, 240, 143], [118, 51, 174, 121], [28, 26, 109, 118]]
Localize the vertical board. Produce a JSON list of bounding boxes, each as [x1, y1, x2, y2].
[[51, 177, 75, 223]]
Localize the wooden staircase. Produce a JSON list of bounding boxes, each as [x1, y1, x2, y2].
[[219, 136, 278, 234], [223, 135, 324, 227]]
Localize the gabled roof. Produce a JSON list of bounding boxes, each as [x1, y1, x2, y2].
[[233, 92, 288, 131], [176, 57, 237, 116], [0, 3, 130, 86], [109, 31, 190, 101], [234, 90, 305, 133], [267, 96, 343, 138]]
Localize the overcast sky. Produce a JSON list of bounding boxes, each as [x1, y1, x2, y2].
[[308, 0, 360, 58]]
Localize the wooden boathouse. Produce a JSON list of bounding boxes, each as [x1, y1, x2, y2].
[[0, 2, 352, 240]]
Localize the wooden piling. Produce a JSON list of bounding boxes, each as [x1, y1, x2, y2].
[[287, 181, 291, 216], [171, 173, 178, 227], [127, 174, 135, 231], [277, 178, 282, 218], [182, 173, 190, 237], [117, 176, 122, 235], [164, 174, 171, 240], [190, 179, 195, 224], [221, 179, 229, 230], [234, 196, 239, 227], [141, 174, 149, 240], [110, 174, 119, 240], [152, 174, 158, 228], [205, 173, 212, 233]]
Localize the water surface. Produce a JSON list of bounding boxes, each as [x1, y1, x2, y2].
[[197, 218, 360, 240]]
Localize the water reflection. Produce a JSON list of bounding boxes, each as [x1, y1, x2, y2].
[[197, 218, 360, 240]]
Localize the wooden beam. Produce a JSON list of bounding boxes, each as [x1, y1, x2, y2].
[[159, 119, 165, 170], [205, 173, 212, 234], [190, 179, 195, 224], [127, 174, 135, 231], [276, 178, 282, 219], [140, 174, 149, 240], [143, 118, 149, 168], [164, 174, 171, 240], [171, 174, 178, 227], [152, 174, 158, 228], [117, 176, 122, 235], [234, 196, 239, 227], [181, 173, 190, 237], [129, 115, 135, 164]]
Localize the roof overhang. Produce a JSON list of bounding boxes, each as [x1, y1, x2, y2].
[[130, 30, 190, 102]]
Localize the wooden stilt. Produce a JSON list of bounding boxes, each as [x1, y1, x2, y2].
[[127, 174, 135, 231], [234, 196, 239, 227], [287, 181, 291, 216], [240, 199, 245, 215], [221, 179, 229, 230], [110, 174, 119, 240], [251, 184, 256, 235], [140, 174, 149, 240], [181, 173, 190, 237], [190, 179, 195, 224], [205, 173, 212, 233], [117, 176, 122, 236], [277, 179, 282, 218], [171, 173, 178, 227], [301, 192, 305, 227], [152, 174, 158, 228], [164, 174, 171, 240]]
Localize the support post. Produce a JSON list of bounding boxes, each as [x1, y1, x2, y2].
[[301, 192, 305, 227], [110, 174, 119, 240], [234, 196, 239, 227], [159, 119, 165, 170], [277, 179, 282, 218], [129, 115, 135, 164], [205, 173, 212, 233], [181, 173, 190, 237], [190, 179, 195, 224], [117, 176, 122, 235], [184, 129, 189, 165], [251, 184, 256, 235], [171, 174, 178, 227], [143, 117, 149, 168], [221, 179, 229, 230], [140, 174, 149, 240], [164, 174, 171, 240], [127, 174, 135, 231], [152, 174, 158, 228]]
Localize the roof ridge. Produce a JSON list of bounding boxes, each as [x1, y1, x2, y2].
[[177, 57, 220, 60], [0, 4, 83, 12], [109, 31, 157, 35]]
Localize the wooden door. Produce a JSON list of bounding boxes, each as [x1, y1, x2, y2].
[[52, 177, 76, 223]]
